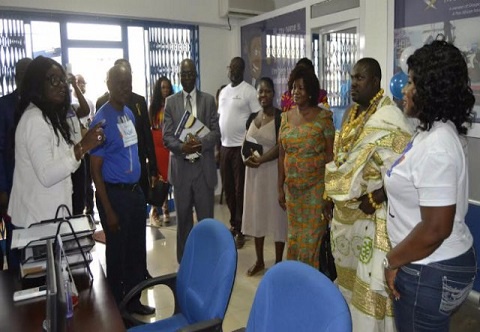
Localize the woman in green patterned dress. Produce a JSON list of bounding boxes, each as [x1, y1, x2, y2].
[[278, 65, 334, 269]]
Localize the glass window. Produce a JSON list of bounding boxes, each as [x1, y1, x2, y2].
[[128, 26, 147, 98], [31, 21, 62, 63], [67, 48, 124, 102], [67, 23, 122, 41]]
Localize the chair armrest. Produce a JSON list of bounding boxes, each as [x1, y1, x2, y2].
[[176, 318, 223, 332], [119, 272, 178, 326]]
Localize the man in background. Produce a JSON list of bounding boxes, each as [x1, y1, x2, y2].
[[68, 73, 93, 215], [218, 57, 261, 249], [96, 59, 158, 204], [72, 74, 96, 215], [0, 57, 32, 270], [90, 64, 154, 315], [96, 59, 157, 280]]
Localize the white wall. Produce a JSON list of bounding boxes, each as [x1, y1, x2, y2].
[[241, 0, 393, 94], [0, 0, 228, 26], [0, 0, 239, 97], [0, 0, 395, 95], [199, 26, 235, 96], [360, 0, 392, 92], [274, 0, 303, 9]]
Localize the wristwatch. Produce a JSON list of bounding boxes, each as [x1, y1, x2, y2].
[[383, 257, 396, 270]]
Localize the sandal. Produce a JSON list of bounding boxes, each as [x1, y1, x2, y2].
[[150, 211, 162, 227], [162, 213, 170, 224], [247, 262, 265, 277]]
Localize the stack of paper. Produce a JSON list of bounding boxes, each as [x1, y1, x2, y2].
[[11, 216, 96, 279]]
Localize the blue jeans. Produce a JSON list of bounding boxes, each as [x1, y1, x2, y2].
[[394, 247, 477, 332]]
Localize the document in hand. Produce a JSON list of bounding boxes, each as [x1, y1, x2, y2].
[[174, 111, 210, 142]]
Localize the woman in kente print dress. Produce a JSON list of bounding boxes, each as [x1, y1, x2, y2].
[[278, 66, 334, 268]]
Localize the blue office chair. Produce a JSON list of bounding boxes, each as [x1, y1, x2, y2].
[[121, 218, 237, 332], [245, 261, 352, 332]]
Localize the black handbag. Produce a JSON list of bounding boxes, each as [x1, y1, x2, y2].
[[147, 181, 169, 207], [319, 227, 337, 281]]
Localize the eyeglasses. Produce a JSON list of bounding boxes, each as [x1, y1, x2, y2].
[[180, 71, 196, 79], [46, 75, 68, 87]]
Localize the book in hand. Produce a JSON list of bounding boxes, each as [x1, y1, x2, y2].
[[242, 138, 263, 159], [174, 111, 210, 142]]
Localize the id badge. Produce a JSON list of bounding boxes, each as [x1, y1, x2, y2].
[[117, 119, 138, 147]]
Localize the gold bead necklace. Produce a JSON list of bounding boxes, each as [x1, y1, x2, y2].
[[334, 89, 384, 166]]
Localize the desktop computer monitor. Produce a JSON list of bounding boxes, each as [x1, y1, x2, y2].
[[43, 239, 67, 332]]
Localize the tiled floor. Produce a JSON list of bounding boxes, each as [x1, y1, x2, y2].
[[94, 197, 480, 331]]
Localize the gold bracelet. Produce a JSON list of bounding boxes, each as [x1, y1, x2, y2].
[[323, 191, 332, 202], [368, 192, 382, 209]]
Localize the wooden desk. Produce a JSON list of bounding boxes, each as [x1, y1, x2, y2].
[[0, 258, 126, 332]]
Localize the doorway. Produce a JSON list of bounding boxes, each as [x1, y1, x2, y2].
[[312, 21, 358, 128]]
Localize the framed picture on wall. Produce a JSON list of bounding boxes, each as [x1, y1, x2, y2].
[[393, 0, 480, 122]]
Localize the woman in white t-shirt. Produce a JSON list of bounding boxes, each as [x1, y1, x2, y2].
[[384, 39, 477, 332]]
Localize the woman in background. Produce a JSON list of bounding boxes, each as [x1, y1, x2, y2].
[[242, 77, 287, 276], [149, 76, 174, 225], [384, 39, 476, 332], [280, 58, 328, 113], [278, 66, 334, 269]]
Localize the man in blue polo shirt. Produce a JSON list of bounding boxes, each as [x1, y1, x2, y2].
[[90, 64, 154, 315]]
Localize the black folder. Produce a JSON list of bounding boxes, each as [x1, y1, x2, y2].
[[241, 140, 263, 159]]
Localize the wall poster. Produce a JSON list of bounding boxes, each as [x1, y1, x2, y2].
[[394, 0, 480, 121], [241, 8, 306, 107]]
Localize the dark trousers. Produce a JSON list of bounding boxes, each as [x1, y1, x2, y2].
[[96, 184, 146, 304], [173, 163, 215, 263], [220, 146, 245, 234], [71, 159, 86, 215], [84, 154, 94, 215], [1, 215, 18, 271]]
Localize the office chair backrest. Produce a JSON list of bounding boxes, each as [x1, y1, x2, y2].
[[176, 218, 237, 324], [246, 260, 352, 332]]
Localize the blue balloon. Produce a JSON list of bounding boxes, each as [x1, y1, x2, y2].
[[389, 72, 408, 100]]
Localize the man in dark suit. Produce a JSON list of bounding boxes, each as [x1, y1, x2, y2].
[[0, 57, 32, 270], [96, 59, 157, 280], [163, 59, 220, 263]]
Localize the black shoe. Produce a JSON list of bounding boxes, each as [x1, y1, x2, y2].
[[128, 301, 156, 315], [235, 233, 245, 249]]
